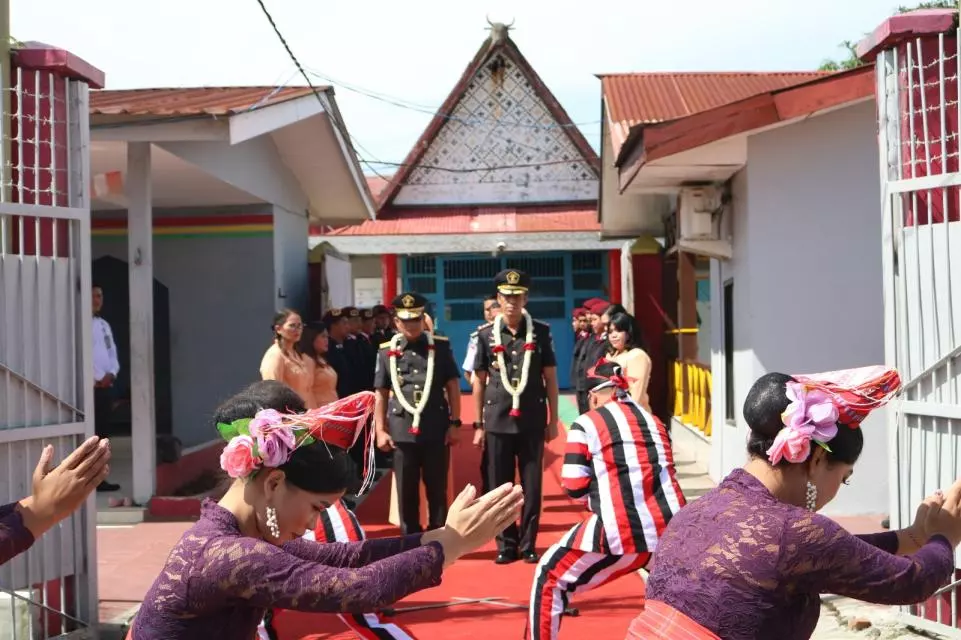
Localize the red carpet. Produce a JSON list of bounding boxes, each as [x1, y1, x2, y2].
[[277, 397, 645, 639]]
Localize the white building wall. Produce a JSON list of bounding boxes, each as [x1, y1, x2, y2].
[[712, 100, 886, 516]]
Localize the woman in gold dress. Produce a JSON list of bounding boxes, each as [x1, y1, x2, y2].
[[260, 309, 315, 407]]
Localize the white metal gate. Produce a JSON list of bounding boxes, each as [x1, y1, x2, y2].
[[0, 71, 96, 638], [876, 27, 961, 636]]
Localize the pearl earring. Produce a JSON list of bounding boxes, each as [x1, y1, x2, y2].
[[805, 482, 818, 512], [265, 506, 280, 539]]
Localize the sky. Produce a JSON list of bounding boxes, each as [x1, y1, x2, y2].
[[14, 0, 905, 174]]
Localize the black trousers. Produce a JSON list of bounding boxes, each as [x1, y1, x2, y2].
[[93, 386, 113, 437], [575, 390, 590, 415], [394, 440, 449, 535], [479, 440, 490, 494], [486, 429, 544, 553]]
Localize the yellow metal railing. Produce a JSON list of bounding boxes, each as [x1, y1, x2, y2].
[[672, 360, 712, 436]]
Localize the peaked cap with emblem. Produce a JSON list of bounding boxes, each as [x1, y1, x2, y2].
[[361, 308, 374, 320], [392, 291, 428, 320], [342, 306, 360, 318], [372, 304, 390, 316], [322, 307, 345, 322], [494, 268, 531, 295]]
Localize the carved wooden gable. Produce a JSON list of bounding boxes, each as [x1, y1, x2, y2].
[[393, 46, 599, 207]]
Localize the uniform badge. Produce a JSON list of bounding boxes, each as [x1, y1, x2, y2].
[[402, 294, 415, 308], [506, 271, 520, 285]]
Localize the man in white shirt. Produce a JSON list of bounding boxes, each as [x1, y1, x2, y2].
[[92, 285, 121, 492]]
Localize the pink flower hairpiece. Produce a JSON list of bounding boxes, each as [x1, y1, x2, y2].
[[766, 381, 840, 465], [218, 409, 308, 479]]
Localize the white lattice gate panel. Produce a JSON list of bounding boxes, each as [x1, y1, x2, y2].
[[0, 69, 96, 639], [877, 25, 961, 637]]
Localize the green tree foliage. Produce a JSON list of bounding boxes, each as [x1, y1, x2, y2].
[[818, 0, 957, 71]]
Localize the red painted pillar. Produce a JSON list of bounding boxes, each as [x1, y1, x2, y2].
[[382, 253, 398, 302], [608, 249, 622, 304]]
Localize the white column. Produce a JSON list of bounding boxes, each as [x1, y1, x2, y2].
[[620, 240, 634, 315], [126, 142, 156, 504]]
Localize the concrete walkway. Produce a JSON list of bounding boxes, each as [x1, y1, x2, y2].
[[669, 423, 947, 640]]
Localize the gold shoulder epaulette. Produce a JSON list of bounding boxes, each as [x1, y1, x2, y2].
[[434, 335, 449, 341], [478, 322, 493, 330], [379, 341, 392, 349]]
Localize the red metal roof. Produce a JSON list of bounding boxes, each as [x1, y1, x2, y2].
[[365, 174, 392, 202], [378, 34, 600, 211], [325, 204, 599, 236], [618, 65, 876, 189], [600, 72, 830, 160], [89, 86, 323, 116]]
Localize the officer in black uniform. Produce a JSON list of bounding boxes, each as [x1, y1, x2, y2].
[[373, 291, 462, 534], [321, 308, 353, 398], [370, 304, 394, 345], [342, 306, 376, 391], [473, 269, 559, 565]]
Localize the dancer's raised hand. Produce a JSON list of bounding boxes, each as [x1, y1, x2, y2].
[[19, 436, 111, 537], [423, 483, 523, 566], [924, 478, 961, 547]]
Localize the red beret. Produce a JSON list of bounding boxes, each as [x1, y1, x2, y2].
[[587, 299, 609, 314]]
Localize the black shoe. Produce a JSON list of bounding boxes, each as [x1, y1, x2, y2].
[[495, 550, 519, 565], [521, 550, 540, 564], [97, 481, 121, 493]]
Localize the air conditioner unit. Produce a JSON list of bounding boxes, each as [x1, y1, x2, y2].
[[678, 186, 722, 241]]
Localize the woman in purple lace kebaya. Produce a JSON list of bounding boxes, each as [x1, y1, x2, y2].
[[129, 381, 523, 640], [629, 366, 961, 640]]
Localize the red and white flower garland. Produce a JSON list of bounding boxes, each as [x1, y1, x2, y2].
[[387, 332, 435, 434], [492, 309, 535, 417]]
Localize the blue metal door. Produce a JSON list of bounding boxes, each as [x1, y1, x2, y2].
[[402, 252, 607, 390]]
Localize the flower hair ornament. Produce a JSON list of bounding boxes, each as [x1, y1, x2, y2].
[[217, 391, 378, 494], [766, 366, 902, 465]]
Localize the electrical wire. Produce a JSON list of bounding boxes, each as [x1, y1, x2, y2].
[[303, 66, 601, 131], [247, 0, 604, 180]]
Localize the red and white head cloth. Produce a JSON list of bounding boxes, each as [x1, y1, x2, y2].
[[586, 358, 634, 398], [766, 365, 901, 465], [793, 365, 902, 427]]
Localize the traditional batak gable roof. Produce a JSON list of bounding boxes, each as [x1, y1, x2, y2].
[[321, 23, 602, 243], [376, 23, 600, 213]]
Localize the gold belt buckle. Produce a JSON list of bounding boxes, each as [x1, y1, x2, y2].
[[511, 377, 521, 388], [413, 389, 423, 403]]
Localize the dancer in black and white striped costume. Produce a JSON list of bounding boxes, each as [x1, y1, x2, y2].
[[258, 500, 417, 640], [526, 360, 687, 640]]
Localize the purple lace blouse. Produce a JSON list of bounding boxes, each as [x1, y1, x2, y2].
[[0, 502, 35, 566], [645, 469, 955, 640], [131, 500, 445, 639]]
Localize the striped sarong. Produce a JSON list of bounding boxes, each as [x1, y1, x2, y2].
[[625, 600, 720, 639]]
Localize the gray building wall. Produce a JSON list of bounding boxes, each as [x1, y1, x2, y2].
[[273, 205, 309, 315], [92, 207, 275, 447], [711, 100, 886, 515]]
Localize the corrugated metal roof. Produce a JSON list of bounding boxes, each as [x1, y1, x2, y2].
[[325, 204, 599, 236], [365, 175, 392, 201], [89, 86, 323, 116], [600, 72, 830, 158]]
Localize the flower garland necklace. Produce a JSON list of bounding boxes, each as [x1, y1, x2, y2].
[[492, 308, 535, 417], [387, 332, 435, 434]]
